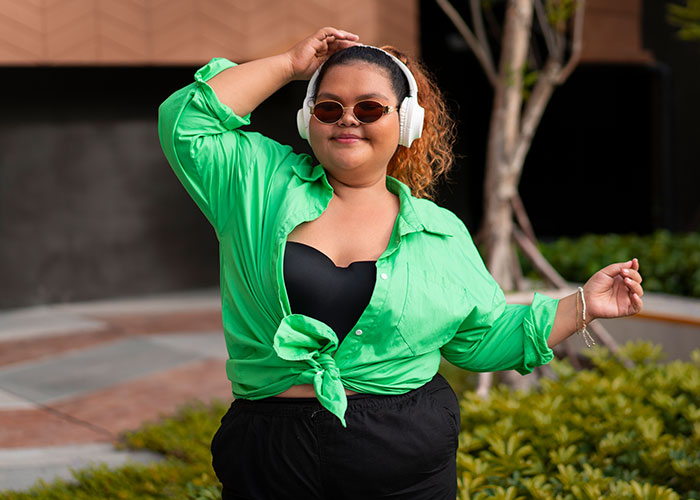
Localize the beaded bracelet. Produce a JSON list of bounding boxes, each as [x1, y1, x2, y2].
[[577, 286, 596, 348]]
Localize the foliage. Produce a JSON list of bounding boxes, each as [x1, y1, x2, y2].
[[441, 357, 479, 396], [2, 399, 229, 500], [667, 0, 700, 41], [545, 0, 577, 29], [455, 341, 700, 499], [519, 230, 700, 297]]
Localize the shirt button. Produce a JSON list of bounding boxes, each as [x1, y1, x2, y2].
[[355, 329, 363, 336], [380, 273, 388, 280]]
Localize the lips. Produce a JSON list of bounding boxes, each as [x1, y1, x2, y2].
[[332, 134, 364, 144]]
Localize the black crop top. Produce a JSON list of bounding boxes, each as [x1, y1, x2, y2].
[[283, 241, 376, 344]]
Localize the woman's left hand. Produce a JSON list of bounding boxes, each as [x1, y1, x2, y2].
[[582, 258, 644, 321]]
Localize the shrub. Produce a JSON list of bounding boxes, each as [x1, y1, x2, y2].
[[454, 341, 700, 499], [519, 230, 700, 298]]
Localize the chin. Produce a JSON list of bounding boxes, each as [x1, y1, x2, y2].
[[319, 150, 368, 170]]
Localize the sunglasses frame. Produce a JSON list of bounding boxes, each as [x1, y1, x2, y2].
[[310, 99, 397, 125]]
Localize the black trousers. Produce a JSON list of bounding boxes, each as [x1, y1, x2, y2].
[[210, 373, 460, 500]]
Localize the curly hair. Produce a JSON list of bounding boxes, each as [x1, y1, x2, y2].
[[313, 45, 456, 200]]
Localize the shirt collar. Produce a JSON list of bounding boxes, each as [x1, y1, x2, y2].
[[291, 163, 454, 237], [386, 176, 454, 237], [291, 162, 326, 182]]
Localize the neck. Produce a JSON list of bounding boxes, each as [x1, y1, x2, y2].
[[325, 170, 394, 205]]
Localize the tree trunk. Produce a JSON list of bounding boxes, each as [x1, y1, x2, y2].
[[479, 0, 534, 292]]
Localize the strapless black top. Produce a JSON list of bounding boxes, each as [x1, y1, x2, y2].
[[283, 241, 377, 344]]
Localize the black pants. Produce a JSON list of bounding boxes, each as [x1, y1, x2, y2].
[[210, 373, 460, 500]]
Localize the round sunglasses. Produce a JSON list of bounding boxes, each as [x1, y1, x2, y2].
[[311, 100, 397, 125]]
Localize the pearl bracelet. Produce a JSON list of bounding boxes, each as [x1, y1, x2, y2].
[[577, 286, 596, 348]]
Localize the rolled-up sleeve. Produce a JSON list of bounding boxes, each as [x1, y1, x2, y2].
[[157, 57, 296, 235], [440, 289, 557, 375], [158, 58, 249, 232], [439, 227, 558, 375]]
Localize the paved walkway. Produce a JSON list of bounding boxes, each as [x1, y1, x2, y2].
[[0, 287, 698, 492], [0, 288, 233, 492]]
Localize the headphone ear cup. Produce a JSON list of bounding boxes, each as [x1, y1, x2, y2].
[[297, 98, 313, 142], [297, 107, 308, 140], [398, 99, 409, 147], [410, 103, 425, 146], [398, 97, 424, 147]]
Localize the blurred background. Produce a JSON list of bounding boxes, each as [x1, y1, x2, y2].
[[0, 0, 698, 310]]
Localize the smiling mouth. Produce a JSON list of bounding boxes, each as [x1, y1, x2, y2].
[[332, 135, 365, 143]]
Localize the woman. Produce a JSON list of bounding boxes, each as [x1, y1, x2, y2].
[[158, 27, 644, 500]]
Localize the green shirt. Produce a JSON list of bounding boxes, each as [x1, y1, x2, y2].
[[158, 58, 558, 427]]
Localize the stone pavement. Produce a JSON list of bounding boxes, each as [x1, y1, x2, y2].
[[0, 288, 233, 492], [0, 287, 698, 492]]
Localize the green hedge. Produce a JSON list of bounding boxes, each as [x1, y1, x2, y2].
[[521, 230, 700, 297], [454, 342, 700, 499], [3, 342, 699, 499]]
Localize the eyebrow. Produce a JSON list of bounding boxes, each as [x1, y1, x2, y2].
[[316, 92, 392, 102]]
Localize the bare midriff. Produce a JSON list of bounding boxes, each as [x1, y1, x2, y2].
[[276, 384, 358, 398]]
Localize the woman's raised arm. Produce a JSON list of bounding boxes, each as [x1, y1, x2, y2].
[[207, 27, 359, 117], [157, 27, 358, 233]]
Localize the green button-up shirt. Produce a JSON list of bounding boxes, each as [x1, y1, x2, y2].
[[158, 58, 557, 426]]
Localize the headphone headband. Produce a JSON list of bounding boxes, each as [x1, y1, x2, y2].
[[296, 45, 425, 148]]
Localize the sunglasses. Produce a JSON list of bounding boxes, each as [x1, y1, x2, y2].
[[311, 100, 397, 125]]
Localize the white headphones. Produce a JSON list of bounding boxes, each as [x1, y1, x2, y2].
[[296, 45, 425, 148]]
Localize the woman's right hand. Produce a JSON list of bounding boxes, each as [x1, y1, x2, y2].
[[285, 27, 360, 81]]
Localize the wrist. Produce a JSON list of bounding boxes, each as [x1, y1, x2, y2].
[[576, 286, 596, 348], [580, 286, 595, 323], [276, 53, 297, 84]]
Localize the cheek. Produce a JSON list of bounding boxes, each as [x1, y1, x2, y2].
[[307, 121, 326, 150], [377, 117, 401, 147]]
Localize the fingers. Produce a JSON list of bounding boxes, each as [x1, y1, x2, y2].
[[330, 39, 361, 51], [290, 27, 359, 79], [601, 258, 642, 279], [621, 267, 642, 284], [623, 275, 644, 297], [321, 29, 360, 56], [315, 27, 359, 43], [600, 259, 634, 278], [621, 260, 644, 298], [310, 27, 360, 61], [623, 260, 644, 314], [630, 292, 644, 313]]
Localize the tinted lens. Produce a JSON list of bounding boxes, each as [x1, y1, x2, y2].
[[353, 101, 385, 123], [313, 101, 343, 123]]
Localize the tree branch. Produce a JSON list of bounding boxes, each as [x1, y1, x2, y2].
[[510, 59, 560, 172], [512, 226, 568, 288], [534, 0, 559, 56], [470, 0, 495, 71], [510, 192, 537, 244], [556, 0, 586, 84], [435, 0, 499, 87], [500, 0, 534, 157], [587, 322, 635, 369]]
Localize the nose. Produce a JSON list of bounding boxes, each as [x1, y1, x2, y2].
[[337, 106, 360, 126]]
